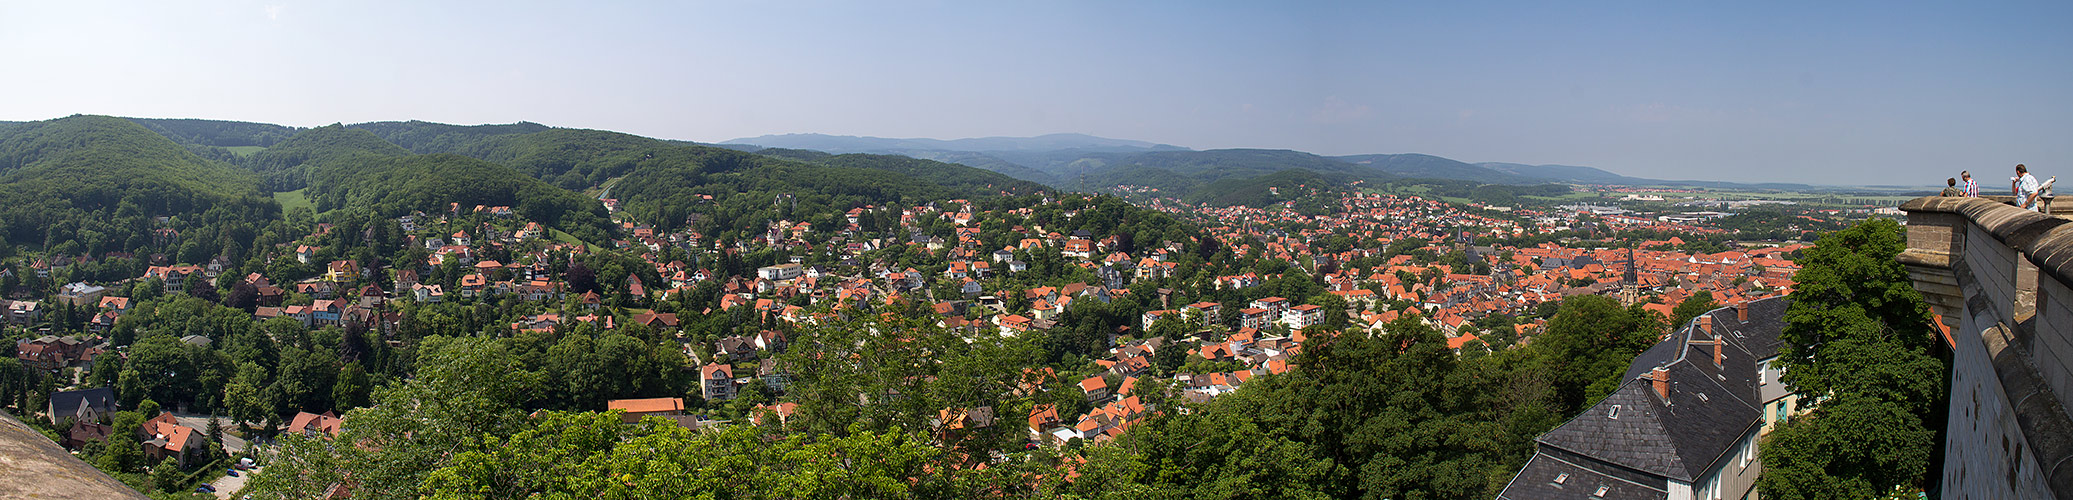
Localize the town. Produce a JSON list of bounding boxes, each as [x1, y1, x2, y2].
[[2, 180, 1825, 496]]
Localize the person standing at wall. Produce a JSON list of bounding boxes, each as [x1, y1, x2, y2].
[[2015, 164, 2043, 212], [1943, 178, 1964, 197], [1963, 170, 1978, 197]]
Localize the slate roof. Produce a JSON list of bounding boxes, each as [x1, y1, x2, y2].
[[1497, 450, 1668, 500], [46, 388, 115, 423], [1510, 296, 1785, 492]]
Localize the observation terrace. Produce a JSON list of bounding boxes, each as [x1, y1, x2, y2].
[[1900, 195, 2073, 498]]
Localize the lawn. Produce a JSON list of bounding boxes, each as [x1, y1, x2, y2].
[[273, 189, 314, 213], [550, 228, 602, 253]]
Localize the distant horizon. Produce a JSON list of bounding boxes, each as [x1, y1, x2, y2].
[[4, 2, 2061, 186], [5, 112, 1951, 188]]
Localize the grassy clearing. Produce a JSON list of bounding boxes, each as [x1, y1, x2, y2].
[[583, 176, 626, 199], [225, 146, 265, 157], [550, 228, 602, 253], [273, 188, 314, 213]]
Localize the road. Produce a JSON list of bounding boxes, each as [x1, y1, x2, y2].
[[168, 412, 250, 454]]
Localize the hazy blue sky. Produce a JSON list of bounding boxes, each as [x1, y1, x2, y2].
[[3, 1, 2068, 185]]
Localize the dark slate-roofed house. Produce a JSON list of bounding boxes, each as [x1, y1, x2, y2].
[[45, 387, 118, 427], [1498, 297, 1792, 500]]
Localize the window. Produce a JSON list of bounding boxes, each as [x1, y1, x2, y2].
[[1594, 485, 1609, 497], [1756, 360, 1769, 385], [1553, 473, 1569, 485], [1608, 404, 1621, 420], [1740, 434, 1755, 467]]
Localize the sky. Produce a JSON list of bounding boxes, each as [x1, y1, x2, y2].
[[2, 1, 2068, 185]]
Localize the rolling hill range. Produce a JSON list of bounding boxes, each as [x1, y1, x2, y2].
[[723, 132, 1184, 153], [718, 132, 1872, 194], [720, 132, 1659, 196], [134, 118, 1046, 244], [235, 121, 1052, 243], [0, 115, 276, 251], [0, 115, 1054, 254]]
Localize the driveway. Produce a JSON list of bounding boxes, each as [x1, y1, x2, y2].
[[208, 466, 256, 499]]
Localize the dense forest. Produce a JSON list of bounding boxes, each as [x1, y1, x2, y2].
[[302, 152, 618, 243], [1179, 169, 1353, 208], [245, 125, 414, 191], [0, 115, 278, 258], [126, 118, 300, 148]]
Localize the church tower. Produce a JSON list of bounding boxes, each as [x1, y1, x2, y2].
[[1619, 244, 1640, 306]]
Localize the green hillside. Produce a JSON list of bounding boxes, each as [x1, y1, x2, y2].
[[1336, 153, 1539, 184], [348, 120, 552, 153], [247, 125, 413, 190], [857, 150, 1065, 186], [1181, 169, 1355, 207], [302, 152, 615, 243], [611, 145, 1048, 237], [0, 115, 275, 252], [126, 118, 300, 148], [1070, 149, 1388, 196], [443, 128, 681, 190], [812, 153, 1048, 195], [332, 121, 1053, 238]]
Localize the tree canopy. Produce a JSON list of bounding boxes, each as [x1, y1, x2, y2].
[[1759, 218, 1945, 498]]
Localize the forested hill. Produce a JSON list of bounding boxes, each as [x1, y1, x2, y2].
[[609, 142, 1052, 237], [301, 152, 617, 243], [125, 118, 300, 148], [346, 120, 552, 153], [1069, 149, 1390, 197], [1336, 153, 1539, 184], [245, 125, 617, 243], [0, 115, 275, 253], [247, 125, 413, 191], [314, 121, 1053, 236], [1180, 168, 1357, 208]]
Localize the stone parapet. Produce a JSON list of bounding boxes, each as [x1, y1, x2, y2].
[[1899, 195, 2073, 498]]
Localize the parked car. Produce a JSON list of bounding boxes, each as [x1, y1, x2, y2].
[[194, 484, 216, 493]]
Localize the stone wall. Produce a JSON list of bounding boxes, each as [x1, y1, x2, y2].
[[1899, 196, 2073, 499]]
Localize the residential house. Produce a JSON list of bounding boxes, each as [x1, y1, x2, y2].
[[606, 397, 687, 424], [757, 263, 803, 281], [1239, 307, 1274, 330], [45, 388, 117, 426], [1283, 304, 1325, 330], [1080, 376, 1111, 404], [1497, 297, 1790, 500], [702, 363, 736, 401], [141, 413, 204, 466], [56, 282, 107, 307], [287, 412, 344, 438]]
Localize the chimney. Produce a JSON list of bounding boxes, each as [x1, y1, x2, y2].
[[1712, 336, 1724, 367], [1737, 301, 1749, 322], [1698, 315, 1713, 336], [1650, 367, 1670, 400]]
